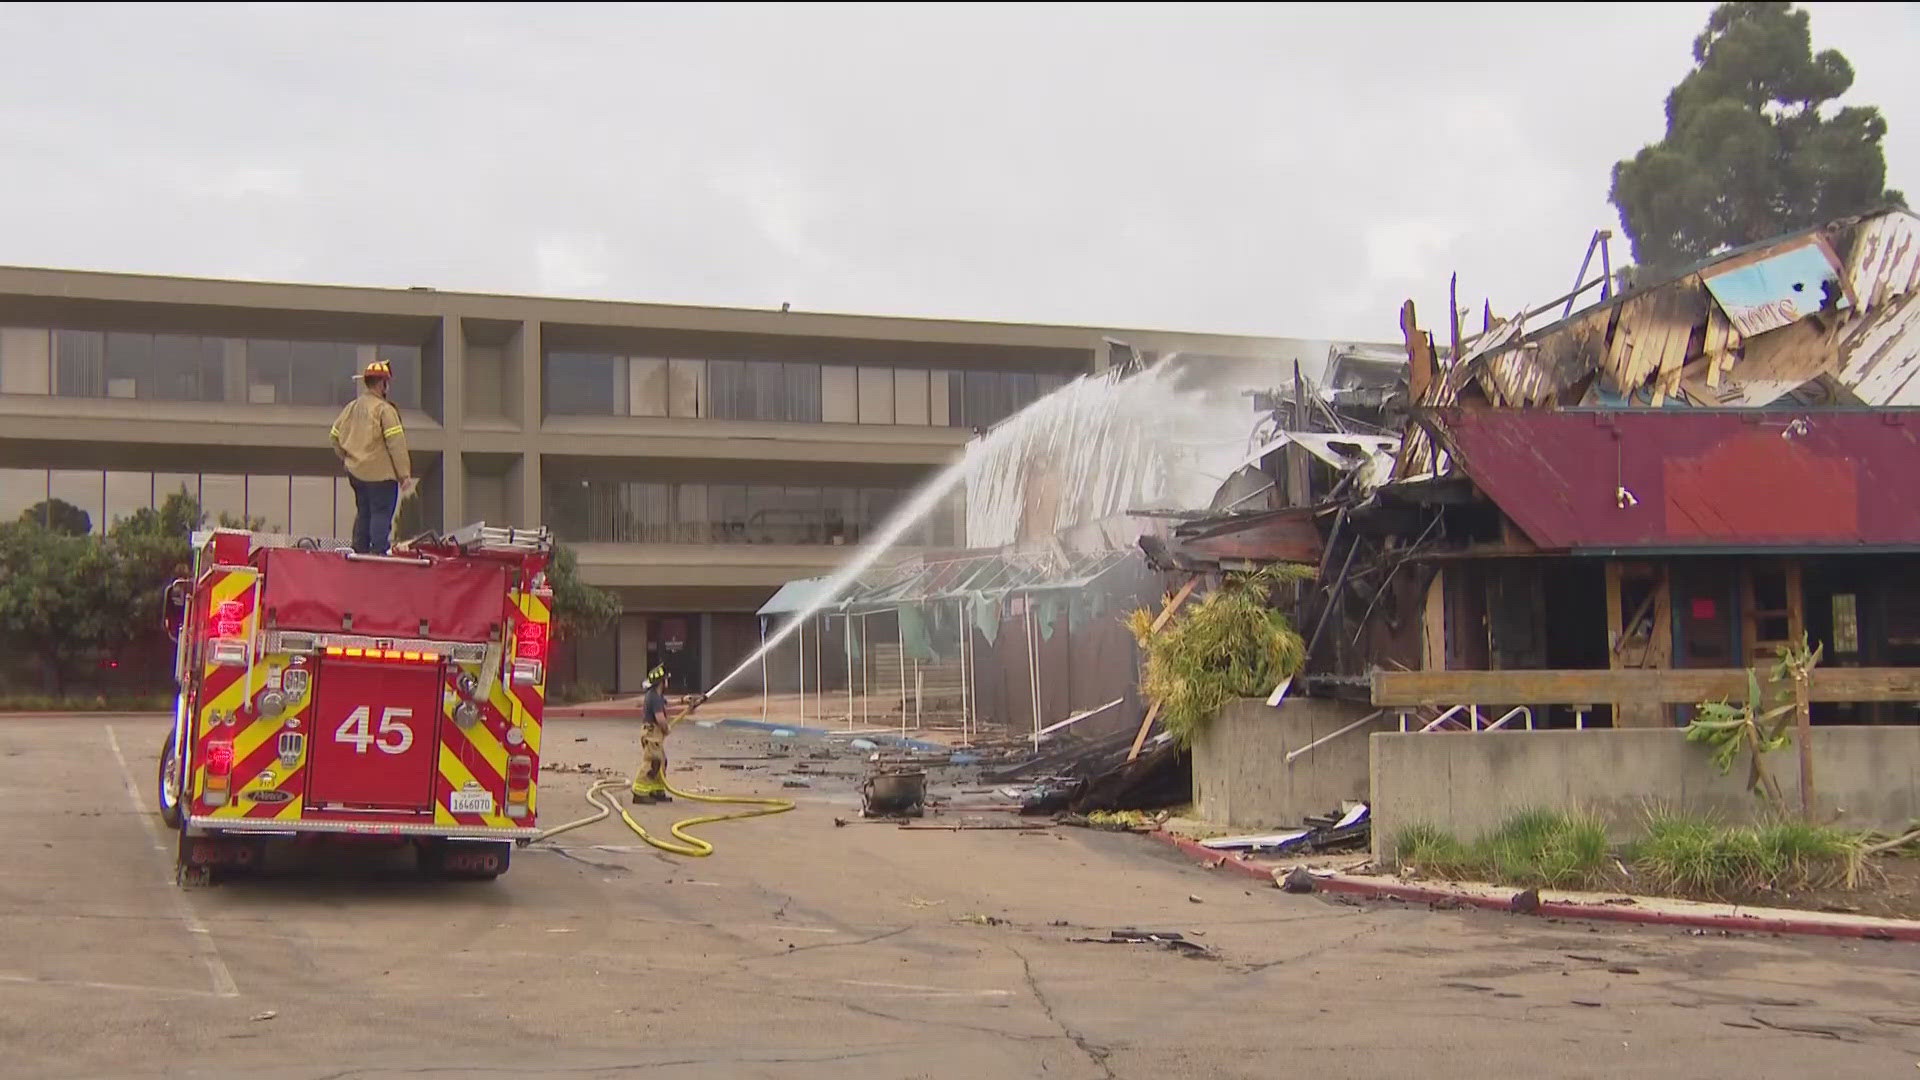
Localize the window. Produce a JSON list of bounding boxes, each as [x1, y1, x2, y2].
[[894, 369, 929, 425], [334, 476, 356, 539], [546, 352, 625, 416], [675, 484, 708, 542], [290, 476, 335, 539], [0, 328, 51, 394], [288, 340, 357, 406], [542, 479, 930, 546], [55, 330, 104, 397], [821, 366, 858, 423], [785, 363, 822, 422], [0, 468, 47, 521], [154, 473, 200, 511], [858, 368, 894, 424], [150, 335, 223, 402], [668, 359, 704, 417], [246, 476, 291, 531], [201, 475, 246, 527], [707, 360, 754, 420], [630, 357, 668, 417], [929, 369, 952, 426], [104, 472, 153, 529]]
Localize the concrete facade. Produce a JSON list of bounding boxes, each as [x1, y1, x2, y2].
[[0, 263, 1329, 695], [1190, 698, 1390, 829], [1368, 728, 1920, 859]]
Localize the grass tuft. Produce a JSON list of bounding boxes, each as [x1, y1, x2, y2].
[[1394, 822, 1477, 879], [1629, 810, 1870, 898], [1479, 809, 1611, 889]]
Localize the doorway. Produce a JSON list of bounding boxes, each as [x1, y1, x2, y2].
[[644, 614, 701, 695]]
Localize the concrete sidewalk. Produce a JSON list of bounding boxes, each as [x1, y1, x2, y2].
[[1155, 830, 1920, 943]]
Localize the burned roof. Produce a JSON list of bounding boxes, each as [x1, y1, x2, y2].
[[1397, 208, 1920, 476]]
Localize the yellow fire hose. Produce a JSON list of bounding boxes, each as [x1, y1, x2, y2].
[[527, 705, 794, 857]]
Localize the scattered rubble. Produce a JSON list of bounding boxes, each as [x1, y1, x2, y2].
[[1069, 928, 1215, 959]]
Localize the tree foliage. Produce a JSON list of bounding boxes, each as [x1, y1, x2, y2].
[[545, 542, 618, 642], [1127, 566, 1312, 748], [1611, 1, 1904, 273], [19, 498, 92, 537], [0, 522, 129, 694], [0, 493, 200, 696]]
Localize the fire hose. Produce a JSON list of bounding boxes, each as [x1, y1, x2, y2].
[[524, 698, 793, 858]]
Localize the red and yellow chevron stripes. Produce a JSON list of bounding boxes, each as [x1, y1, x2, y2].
[[190, 567, 258, 812], [435, 662, 519, 827], [210, 651, 314, 823]]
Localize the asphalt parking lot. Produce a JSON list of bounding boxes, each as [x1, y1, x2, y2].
[[4, 714, 1919, 1079]]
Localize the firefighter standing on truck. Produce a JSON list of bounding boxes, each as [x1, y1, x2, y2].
[[632, 666, 704, 804], [329, 360, 414, 555]]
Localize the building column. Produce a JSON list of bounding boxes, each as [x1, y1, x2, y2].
[[515, 319, 542, 527], [437, 315, 467, 529]]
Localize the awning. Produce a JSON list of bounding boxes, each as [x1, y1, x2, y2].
[[757, 576, 834, 617]]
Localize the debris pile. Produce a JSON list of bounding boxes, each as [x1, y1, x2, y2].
[[1198, 803, 1370, 856]]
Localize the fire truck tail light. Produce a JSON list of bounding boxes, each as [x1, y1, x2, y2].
[[506, 756, 533, 807], [511, 659, 542, 687], [205, 739, 234, 804], [210, 640, 249, 667], [515, 623, 549, 661]]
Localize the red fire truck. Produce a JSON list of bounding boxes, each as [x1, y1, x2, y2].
[[156, 523, 554, 882]]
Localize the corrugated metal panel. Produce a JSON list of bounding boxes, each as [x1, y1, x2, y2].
[[1435, 408, 1920, 550]]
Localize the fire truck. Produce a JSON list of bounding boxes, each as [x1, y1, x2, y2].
[[156, 522, 554, 882]]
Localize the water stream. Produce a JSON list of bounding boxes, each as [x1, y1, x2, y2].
[[701, 357, 1260, 700]]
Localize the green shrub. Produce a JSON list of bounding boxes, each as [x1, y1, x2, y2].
[[1478, 808, 1611, 889], [1393, 822, 1477, 879], [1629, 810, 1867, 898]]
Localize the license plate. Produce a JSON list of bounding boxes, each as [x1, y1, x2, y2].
[[450, 789, 494, 815]]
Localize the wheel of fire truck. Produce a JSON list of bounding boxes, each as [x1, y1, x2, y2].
[[417, 839, 511, 881], [157, 723, 184, 830], [173, 828, 265, 885]]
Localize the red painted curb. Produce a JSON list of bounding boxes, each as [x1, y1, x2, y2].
[[1153, 831, 1294, 883], [1150, 830, 1920, 943]]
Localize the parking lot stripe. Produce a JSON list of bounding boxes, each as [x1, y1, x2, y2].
[[0, 972, 222, 998], [106, 725, 240, 999]]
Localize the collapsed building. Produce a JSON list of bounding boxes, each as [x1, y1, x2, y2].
[[759, 207, 1920, 832]]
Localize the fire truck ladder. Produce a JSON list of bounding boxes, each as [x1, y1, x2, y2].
[[433, 522, 553, 555]]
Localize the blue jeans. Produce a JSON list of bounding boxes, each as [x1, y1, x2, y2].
[[349, 477, 400, 555]]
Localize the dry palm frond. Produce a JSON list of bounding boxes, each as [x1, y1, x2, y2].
[[1129, 566, 1309, 747]]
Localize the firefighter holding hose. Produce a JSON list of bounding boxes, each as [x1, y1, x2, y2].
[[631, 666, 705, 804]]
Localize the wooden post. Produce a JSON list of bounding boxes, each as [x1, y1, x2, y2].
[[1422, 569, 1447, 671], [1126, 576, 1202, 761]]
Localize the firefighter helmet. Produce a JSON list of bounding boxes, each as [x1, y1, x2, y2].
[[361, 359, 393, 383], [644, 665, 667, 689]]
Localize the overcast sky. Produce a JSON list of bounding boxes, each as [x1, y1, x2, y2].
[[1, 2, 1914, 343]]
